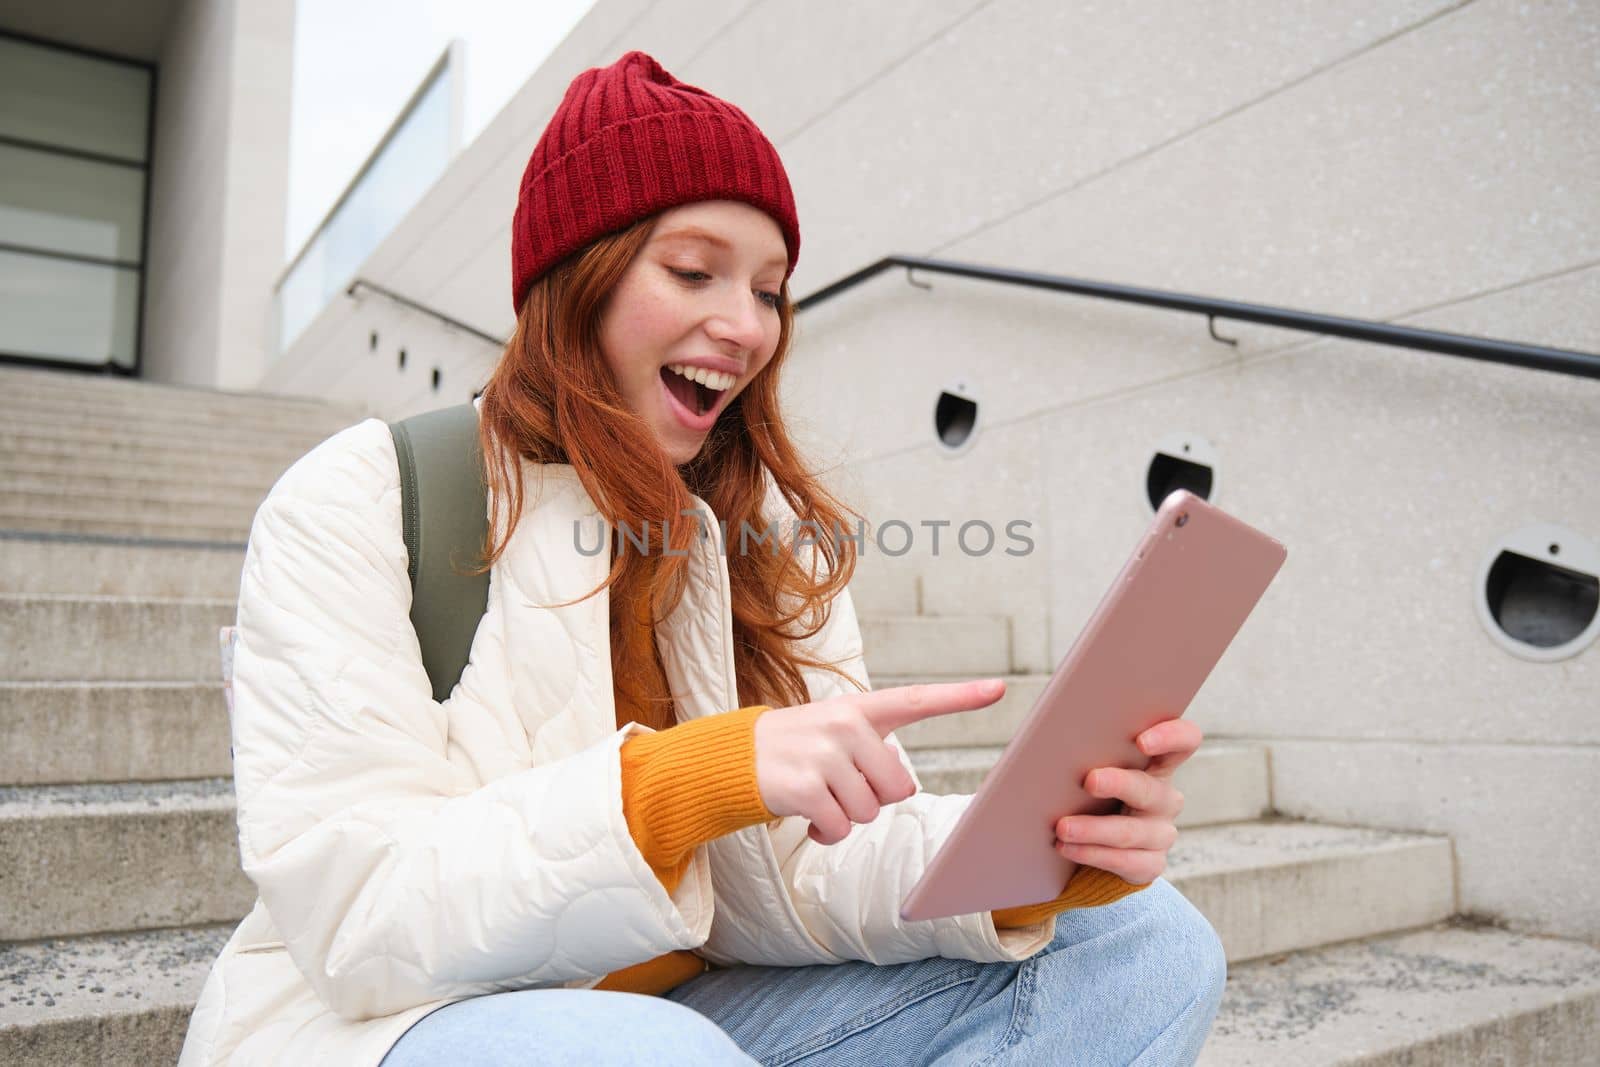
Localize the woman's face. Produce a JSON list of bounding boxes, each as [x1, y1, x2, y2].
[[597, 199, 788, 465]]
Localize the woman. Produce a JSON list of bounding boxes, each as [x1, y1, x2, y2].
[[179, 51, 1226, 1066]]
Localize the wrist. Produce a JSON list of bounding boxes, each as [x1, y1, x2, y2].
[[620, 705, 777, 863]]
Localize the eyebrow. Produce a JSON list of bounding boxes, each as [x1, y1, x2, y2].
[[658, 226, 787, 270]]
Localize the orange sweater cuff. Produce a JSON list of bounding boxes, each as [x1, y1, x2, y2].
[[619, 705, 777, 897], [991, 865, 1153, 928]]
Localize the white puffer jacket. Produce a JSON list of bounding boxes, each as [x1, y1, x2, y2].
[[177, 415, 1056, 1066]]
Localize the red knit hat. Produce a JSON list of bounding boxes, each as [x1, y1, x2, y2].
[[510, 51, 800, 314]]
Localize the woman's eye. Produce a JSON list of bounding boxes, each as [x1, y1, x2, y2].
[[672, 268, 782, 311]]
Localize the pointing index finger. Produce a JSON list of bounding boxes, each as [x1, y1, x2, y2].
[[857, 679, 1006, 737]]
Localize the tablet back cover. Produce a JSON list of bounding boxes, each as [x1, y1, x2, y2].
[[899, 489, 1286, 922]]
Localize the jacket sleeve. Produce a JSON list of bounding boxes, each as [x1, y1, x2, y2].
[[617, 704, 777, 893], [228, 421, 712, 1021]]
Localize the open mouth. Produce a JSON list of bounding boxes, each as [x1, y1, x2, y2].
[[659, 366, 720, 417]]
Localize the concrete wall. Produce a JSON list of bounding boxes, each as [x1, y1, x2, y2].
[[142, 0, 292, 389], [258, 0, 1600, 940]]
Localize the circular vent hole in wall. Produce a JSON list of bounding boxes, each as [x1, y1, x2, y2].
[[1145, 433, 1217, 512], [935, 382, 980, 454], [1475, 524, 1600, 662]]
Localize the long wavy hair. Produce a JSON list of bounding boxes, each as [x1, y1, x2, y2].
[[473, 212, 865, 731]]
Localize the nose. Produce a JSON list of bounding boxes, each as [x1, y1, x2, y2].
[[704, 285, 768, 354]]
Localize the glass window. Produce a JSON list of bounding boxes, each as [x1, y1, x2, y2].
[[0, 249, 140, 368], [0, 36, 150, 161], [0, 141, 145, 261], [275, 50, 456, 355], [0, 33, 152, 372]]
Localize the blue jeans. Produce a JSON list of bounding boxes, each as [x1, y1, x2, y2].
[[379, 876, 1226, 1066]]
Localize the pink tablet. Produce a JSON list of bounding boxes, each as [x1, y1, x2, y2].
[[899, 489, 1287, 922]]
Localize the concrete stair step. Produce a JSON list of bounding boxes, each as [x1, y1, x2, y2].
[[0, 683, 231, 786], [0, 482, 255, 536], [0, 510, 247, 542], [0, 388, 360, 428], [2, 469, 269, 511], [1165, 818, 1455, 965], [0, 779, 254, 941], [0, 486, 254, 525], [0, 923, 234, 1067], [0, 439, 301, 488], [0, 448, 294, 490], [0, 534, 245, 598], [858, 614, 1012, 676], [910, 740, 1269, 829], [1199, 920, 1600, 1065], [0, 397, 357, 438], [0, 364, 358, 420], [0, 414, 347, 455], [0, 427, 328, 467], [0, 595, 235, 681]]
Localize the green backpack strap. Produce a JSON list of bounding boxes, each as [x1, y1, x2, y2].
[[388, 401, 491, 703]]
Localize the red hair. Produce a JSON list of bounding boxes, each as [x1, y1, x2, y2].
[[475, 213, 864, 731]]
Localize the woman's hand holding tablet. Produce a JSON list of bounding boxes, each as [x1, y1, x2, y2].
[[1054, 716, 1201, 886]]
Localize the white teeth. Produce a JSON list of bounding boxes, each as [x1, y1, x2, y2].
[[667, 364, 734, 391]]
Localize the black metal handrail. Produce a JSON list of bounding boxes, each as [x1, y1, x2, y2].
[[346, 278, 505, 347], [794, 256, 1600, 381]]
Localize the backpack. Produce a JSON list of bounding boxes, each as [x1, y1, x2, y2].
[[386, 401, 491, 703], [218, 402, 488, 731]]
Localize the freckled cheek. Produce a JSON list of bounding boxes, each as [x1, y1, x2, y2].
[[730, 353, 775, 403], [755, 337, 780, 377], [607, 313, 674, 382]]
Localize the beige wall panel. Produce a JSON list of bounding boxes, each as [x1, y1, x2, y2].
[[684, 0, 986, 145], [779, 0, 1456, 295], [409, 226, 515, 345], [268, 289, 496, 419], [785, 268, 1246, 458], [600, 0, 760, 72], [1039, 265, 1599, 752], [1267, 741, 1600, 942], [947, 0, 1600, 322]]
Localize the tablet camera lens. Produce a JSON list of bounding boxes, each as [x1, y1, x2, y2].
[[1176, 513, 1189, 527]]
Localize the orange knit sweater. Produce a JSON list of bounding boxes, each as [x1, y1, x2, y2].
[[596, 704, 1151, 996]]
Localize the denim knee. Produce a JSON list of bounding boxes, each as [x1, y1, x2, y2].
[[380, 988, 755, 1066], [1146, 878, 1228, 1007], [1044, 877, 1227, 1006]]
